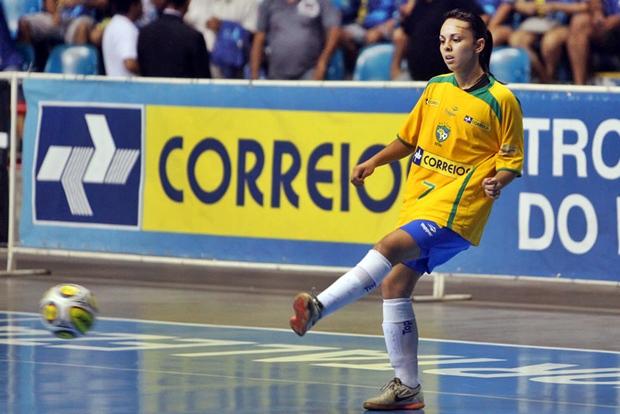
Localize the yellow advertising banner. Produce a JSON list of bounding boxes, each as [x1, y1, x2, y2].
[[143, 106, 409, 244]]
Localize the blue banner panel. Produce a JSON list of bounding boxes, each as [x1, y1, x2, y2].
[[19, 78, 620, 282], [33, 104, 143, 227], [444, 89, 620, 280]]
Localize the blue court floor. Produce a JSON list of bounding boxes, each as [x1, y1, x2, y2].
[[1, 311, 619, 414]]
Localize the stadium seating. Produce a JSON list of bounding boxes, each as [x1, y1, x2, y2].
[[1, 0, 42, 38], [44, 44, 100, 75], [353, 44, 394, 81], [490, 46, 531, 84]]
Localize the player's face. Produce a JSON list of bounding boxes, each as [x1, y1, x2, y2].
[[439, 18, 484, 74]]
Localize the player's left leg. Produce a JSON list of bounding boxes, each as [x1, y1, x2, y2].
[[289, 229, 419, 336]]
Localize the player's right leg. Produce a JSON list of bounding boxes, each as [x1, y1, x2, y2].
[[363, 265, 425, 410], [289, 229, 419, 336]]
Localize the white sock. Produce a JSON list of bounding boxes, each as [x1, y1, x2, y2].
[[317, 249, 391, 317], [382, 298, 419, 389]]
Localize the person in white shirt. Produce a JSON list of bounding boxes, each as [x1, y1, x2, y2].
[[102, 0, 143, 76]]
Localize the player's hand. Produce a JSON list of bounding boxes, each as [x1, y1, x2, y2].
[[482, 177, 502, 199], [351, 161, 376, 186]]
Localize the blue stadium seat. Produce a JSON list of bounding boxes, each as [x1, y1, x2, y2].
[[490, 47, 531, 84], [44, 44, 100, 75], [1, 0, 42, 38], [353, 44, 394, 81]]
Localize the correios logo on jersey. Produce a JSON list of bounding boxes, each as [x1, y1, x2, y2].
[[34, 104, 143, 228], [412, 146, 471, 178]]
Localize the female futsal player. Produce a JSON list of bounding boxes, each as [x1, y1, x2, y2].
[[289, 8, 524, 411]]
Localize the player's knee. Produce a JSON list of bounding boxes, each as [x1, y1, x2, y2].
[[381, 275, 414, 299]]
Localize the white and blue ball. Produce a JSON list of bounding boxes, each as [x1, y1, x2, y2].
[[39, 284, 98, 339]]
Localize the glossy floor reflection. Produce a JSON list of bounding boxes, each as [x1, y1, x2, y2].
[[1, 311, 619, 414]]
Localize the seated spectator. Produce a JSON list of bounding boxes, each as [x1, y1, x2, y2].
[[89, 1, 113, 48], [509, 0, 589, 83], [102, 0, 142, 76], [137, 0, 212, 78], [567, 0, 620, 84], [392, 0, 484, 81], [250, 0, 341, 80], [18, 0, 109, 45], [481, 0, 519, 45], [340, 0, 406, 74], [0, 5, 23, 70], [185, 0, 258, 79], [341, 0, 404, 47]]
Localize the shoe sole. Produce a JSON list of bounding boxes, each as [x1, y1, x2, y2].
[[289, 293, 311, 336], [362, 401, 425, 410]]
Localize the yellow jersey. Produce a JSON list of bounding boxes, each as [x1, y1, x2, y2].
[[397, 73, 524, 245]]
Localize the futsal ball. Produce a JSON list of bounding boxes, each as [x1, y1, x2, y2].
[[39, 284, 98, 339]]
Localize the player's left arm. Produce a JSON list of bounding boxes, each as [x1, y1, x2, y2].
[[483, 91, 525, 199]]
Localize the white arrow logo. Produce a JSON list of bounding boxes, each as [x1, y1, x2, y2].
[[37, 114, 140, 216]]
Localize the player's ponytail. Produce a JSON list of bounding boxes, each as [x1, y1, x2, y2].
[[480, 29, 493, 74], [443, 9, 493, 74]]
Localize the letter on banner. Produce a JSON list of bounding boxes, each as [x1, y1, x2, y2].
[[552, 119, 588, 177], [523, 118, 550, 176], [592, 119, 620, 180], [557, 194, 598, 254], [519, 192, 554, 251]]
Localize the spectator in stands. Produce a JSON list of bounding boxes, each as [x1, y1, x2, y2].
[[18, 0, 109, 45], [250, 0, 341, 80], [185, 0, 258, 79], [509, 0, 589, 83], [102, 0, 142, 76], [89, 1, 114, 48], [392, 0, 484, 81], [340, 0, 405, 53], [567, 0, 620, 84], [480, 0, 518, 45], [0, 5, 23, 70], [137, 0, 211, 78]]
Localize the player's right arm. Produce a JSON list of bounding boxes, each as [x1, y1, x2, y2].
[[351, 138, 414, 186], [351, 84, 427, 186]]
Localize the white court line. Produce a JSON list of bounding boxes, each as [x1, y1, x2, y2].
[[3, 310, 620, 356], [0, 358, 617, 410], [0, 317, 40, 322]]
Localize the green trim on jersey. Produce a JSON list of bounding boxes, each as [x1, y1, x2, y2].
[[470, 79, 502, 123], [497, 167, 522, 177], [447, 167, 476, 229], [427, 74, 456, 85], [397, 134, 415, 148], [428, 74, 502, 123]]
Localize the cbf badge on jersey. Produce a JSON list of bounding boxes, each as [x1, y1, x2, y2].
[[297, 0, 320, 18], [435, 124, 451, 144]]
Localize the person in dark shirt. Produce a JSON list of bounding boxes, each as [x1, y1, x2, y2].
[[395, 0, 484, 80], [137, 0, 211, 78]]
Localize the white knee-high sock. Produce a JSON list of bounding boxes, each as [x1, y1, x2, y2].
[[317, 249, 391, 317], [382, 298, 419, 388]]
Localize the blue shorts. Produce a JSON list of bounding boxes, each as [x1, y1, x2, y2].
[[400, 220, 471, 274]]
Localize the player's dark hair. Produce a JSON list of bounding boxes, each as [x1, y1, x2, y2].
[[443, 9, 493, 74]]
